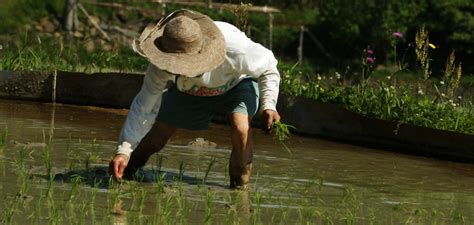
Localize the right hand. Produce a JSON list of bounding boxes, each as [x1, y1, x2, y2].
[[109, 154, 130, 181]]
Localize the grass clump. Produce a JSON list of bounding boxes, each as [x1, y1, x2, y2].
[[0, 33, 147, 73]]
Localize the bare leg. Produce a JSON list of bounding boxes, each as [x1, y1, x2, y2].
[[125, 121, 177, 174], [229, 113, 254, 190]]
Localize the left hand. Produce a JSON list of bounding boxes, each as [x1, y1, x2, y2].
[[262, 109, 281, 131]]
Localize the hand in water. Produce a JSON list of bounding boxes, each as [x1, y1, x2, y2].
[[109, 154, 130, 181]]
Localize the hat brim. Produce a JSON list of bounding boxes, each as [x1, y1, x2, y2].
[[138, 10, 225, 77]]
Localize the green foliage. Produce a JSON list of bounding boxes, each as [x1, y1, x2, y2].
[[280, 64, 474, 135], [0, 0, 64, 34]]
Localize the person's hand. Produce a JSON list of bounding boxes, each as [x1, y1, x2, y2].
[[109, 154, 130, 181], [262, 109, 281, 131]]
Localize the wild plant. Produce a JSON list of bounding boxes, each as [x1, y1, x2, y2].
[[231, 2, 252, 32], [361, 47, 376, 81], [442, 50, 463, 100], [415, 26, 432, 80]]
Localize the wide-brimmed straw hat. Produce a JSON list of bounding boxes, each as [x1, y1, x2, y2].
[[132, 9, 226, 77]]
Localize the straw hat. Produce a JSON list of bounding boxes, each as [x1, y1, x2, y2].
[[132, 9, 226, 77]]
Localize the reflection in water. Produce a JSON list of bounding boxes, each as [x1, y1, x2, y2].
[[0, 99, 473, 224], [112, 199, 127, 225]]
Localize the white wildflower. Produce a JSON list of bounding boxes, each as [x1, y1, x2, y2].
[[418, 89, 424, 95], [449, 99, 454, 103], [440, 118, 444, 121], [457, 96, 462, 100], [451, 103, 457, 107], [384, 87, 389, 92], [0, 44, 3, 50], [387, 76, 391, 80], [441, 93, 445, 97], [440, 81, 445, 85], [390, 85, 395, 89], [335, 72, 341, 79], [317, 75, 322, 81]]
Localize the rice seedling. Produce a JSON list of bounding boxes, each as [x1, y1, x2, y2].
[[272, 121, 296, 154], [1, 197, 20, 224], [202, 158, 216, 184], [90, 180, 100, 206], [15, 147, 30, 195], [159, 194, 173, 223], [138, 187, 148, 214], [67, 175, 84, 203], [204, 188, 214, 223], [178, 161, 186, 182], [0, 127, 7, 151], [252, 191, 263, 224]]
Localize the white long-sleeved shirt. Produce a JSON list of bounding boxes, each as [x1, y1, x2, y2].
[[116, 21, 281, 156]]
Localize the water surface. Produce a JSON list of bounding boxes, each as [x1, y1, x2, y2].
[[0, 99, 473, 224]]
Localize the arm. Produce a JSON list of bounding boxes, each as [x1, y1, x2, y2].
[[111, 64, 174, 180], [237, 38, 281, 129], [116, 64, 174, 157]]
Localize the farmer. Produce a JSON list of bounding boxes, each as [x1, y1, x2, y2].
[[109, 9, 281, 190]]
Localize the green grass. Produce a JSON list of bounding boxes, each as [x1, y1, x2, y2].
[[0, 34, 148, 73]]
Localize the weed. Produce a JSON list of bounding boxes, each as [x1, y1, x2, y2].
[[415, 26, 432, 80]]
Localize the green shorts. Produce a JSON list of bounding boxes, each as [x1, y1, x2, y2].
[[157, 79, 259, 130]]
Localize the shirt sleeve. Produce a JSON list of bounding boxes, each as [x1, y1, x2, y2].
[[237, 38, 281, 112], [116, 64, 174, 156]]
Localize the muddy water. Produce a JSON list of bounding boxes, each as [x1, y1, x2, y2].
[[0, 99, 473, 224]]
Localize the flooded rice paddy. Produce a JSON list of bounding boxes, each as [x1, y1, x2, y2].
[[0, 99, 473, 224]]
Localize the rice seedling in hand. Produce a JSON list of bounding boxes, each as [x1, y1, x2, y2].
[[271, 121, 296, 155]]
